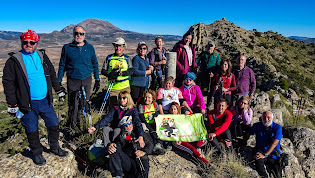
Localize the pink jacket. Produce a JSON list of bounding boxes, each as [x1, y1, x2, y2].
[[175, 43, 197, 77], [179, 84, 206, 110]]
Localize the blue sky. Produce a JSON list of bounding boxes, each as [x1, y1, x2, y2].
[[1, 0, 314, 37]]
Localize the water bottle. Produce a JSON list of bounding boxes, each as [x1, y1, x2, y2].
[[16, 110, 24, 119]]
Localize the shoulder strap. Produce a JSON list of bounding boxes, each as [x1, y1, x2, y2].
[[153, 102, 157, 109]]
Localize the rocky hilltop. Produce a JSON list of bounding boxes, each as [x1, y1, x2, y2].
[[188, 18, 314, 117]]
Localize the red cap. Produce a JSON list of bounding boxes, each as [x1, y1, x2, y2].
[[20, 29, 40, 42]]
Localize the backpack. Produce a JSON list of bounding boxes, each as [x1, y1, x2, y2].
[[87, 139, 107, 165]]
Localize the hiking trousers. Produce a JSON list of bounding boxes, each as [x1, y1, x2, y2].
[[67, 76, 92, 127], [209, 129, 233, 154], [109, 145, 149, 178], [255, 157, 281, 178]]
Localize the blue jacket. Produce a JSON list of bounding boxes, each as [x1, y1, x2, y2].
[[131, 55, 149, 87], [94, 106, 144, 137], [58, 40, 99, 81]]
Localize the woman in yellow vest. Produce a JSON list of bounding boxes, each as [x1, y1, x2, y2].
[[138, 90, 166, 155]]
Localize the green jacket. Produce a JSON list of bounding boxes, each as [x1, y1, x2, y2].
[[196, 51, 220, 73]]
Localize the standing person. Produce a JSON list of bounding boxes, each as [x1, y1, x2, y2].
[[107, 116, 153, 178], [179, 72, 206, 114], [212, 59, 237, 108], [174, 31, 197, 87], [195, 41, 221, 95], [101, 37, 134, 109], [206, 99, 233, 155], [149, 36, 167, 91], [232, 54, 256, 101], [131, 42, 154, 103], [3, 30, 68, 165], [169, 102, 210, 164], [58, 25, 100, 128], [244, 111, 282, 178]]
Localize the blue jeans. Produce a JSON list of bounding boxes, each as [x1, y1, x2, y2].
[[20, 97, 59, 133]]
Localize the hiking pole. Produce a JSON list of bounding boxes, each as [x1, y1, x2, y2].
[[99, 79, 115, 116], [58, 97, 61, 121], [210, 76, 223, 98], [131, 133, 145, 178], [62, 141, 90, 167]]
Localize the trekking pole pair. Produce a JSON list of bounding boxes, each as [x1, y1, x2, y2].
[[98, 79, 115, 116]]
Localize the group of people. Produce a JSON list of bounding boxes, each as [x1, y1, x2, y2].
[[2, 27, 283, 178]]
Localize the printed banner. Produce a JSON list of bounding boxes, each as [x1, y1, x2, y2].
[[155, 113, 207, 142]]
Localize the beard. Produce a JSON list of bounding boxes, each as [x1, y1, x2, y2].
[[263, 120, 273, 127], [74, 37, 84, 43]]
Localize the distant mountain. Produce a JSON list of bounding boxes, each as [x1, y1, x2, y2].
[[0, 19, 181, 47], [288, 36, 315, 44], [288, 36, 309, 40]]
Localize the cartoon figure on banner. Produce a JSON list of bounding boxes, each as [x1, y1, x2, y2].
[[159, 117, 178, 137]]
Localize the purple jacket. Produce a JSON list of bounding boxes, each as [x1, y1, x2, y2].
[[179, 84, 206, 110], [233, 66, 256, 96], [175, 43, 197, 77]]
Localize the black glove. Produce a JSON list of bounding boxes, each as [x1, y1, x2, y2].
[[56, 86, 66, 101], [109, 71, 120, 80], [93, 79, 100, 93], [59, 82, 66, 91]]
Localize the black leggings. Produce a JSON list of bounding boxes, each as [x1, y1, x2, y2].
[[209, 129, 233, 154], [131, 86, 145, 104]]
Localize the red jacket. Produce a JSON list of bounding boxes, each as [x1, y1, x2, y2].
[[212, 72, 237, 95], [207, 109, 232, 136]]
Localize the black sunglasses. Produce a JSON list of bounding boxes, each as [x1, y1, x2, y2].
[[119, 96, 127, 100], [74, 32, 85, 36], [22, 41, 37, 46]]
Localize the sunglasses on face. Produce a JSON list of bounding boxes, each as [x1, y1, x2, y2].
[[240, 101, 248, 105], [139, 47, 147, 50], [22, 41, 37, 46], [74, 32, 85, 36], [185, 78, 193, 81], [122, 121, 132, 127], [119, 96, 127, 100], [209, 45, 214, 47]]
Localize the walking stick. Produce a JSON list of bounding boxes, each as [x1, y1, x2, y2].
[[131, 133, 145, 178], [99, 79, 115, 116]]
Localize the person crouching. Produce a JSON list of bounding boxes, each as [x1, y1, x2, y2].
[[108, 116, 153, 178]]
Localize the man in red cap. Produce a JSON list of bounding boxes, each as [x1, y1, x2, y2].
[[2, 29, 68, 165]]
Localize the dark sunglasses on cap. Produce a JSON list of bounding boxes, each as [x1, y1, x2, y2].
[[185, 78, 193, 81], [74, 32, 85, 36], [122, 121, 132, 127], [119, 96, 127, 100], [22, 41, 37, 46]]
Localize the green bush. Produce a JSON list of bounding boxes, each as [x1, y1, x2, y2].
[[279, 78, 289, 90], [255, 32, 262, 37]]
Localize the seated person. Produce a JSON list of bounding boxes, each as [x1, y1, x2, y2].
[[245, 111, 282, 178], [179, 72, 206, 114], [138, 90, 166, 154], [170, 102, 210, 164], [207, 98, 233, 154], [156, 76, 193, 115], [108, 116, 153, 178], [229, 95, 253, 141], [88, 91, 145, 148]]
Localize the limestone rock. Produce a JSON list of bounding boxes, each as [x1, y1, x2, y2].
[[271, 109, 283, 126], [148, 151, 200, 178], [252, 92, 271, 118], [0, 141, 77, 177]]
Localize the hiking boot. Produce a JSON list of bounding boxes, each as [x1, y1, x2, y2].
[[51, 147, 69, 157], [153, 143, 166, 155], [34, 154, 46, 166]]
